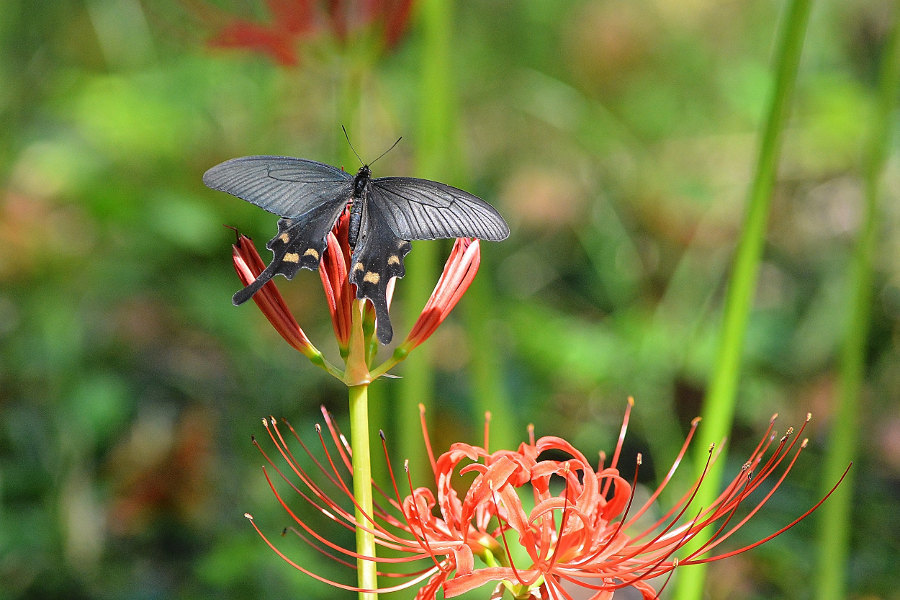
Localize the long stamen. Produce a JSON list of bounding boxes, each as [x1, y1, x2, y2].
[[322, 409, 401, 523], [621, 444, 717, 562], [405, 461, 452, 573], [624, 416, 702, 528], [245, 513, 376, 592], [688, 461, 852, 564], [601, 397, 634, 497], [576, 455, 641, 566], [419, 403, 437, 475], [687, 434, 814, 561], [257, 422, 355, 525]]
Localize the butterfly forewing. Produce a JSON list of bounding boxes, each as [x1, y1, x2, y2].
[[370, 177, 510, 242], [204, 156, 353, 305], [203, 156, 352, 218]]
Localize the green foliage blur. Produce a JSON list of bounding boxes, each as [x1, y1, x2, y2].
[[1, 1, 898, 599]]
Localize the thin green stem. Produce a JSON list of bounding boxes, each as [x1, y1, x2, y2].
[[672, 0, 813, 597], [417, 0, 453, 177], [369, 352, 405, 380], [349, 383, 377, 600], [815, 9, 900, 600], [306, 350, 348, 381]]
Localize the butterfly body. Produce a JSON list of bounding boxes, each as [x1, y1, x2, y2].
[[204, 155, 509, 343], [347, 165, 371, 248]]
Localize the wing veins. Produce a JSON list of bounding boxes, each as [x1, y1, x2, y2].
[[369, 178, 508, 241]]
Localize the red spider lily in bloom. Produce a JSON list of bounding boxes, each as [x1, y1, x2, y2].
[[231, 229, 320, 359], [204, 0, 317, 66], [195, 0, 415, 66], [245, 400, 848, 599], [399, 236, 480, 354], [230, 211, 482, 384]]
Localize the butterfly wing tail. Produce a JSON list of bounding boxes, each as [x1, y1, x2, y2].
[[232, 260, 280, 305], [351, 254, 406, 344], [371, 298, 393, 345]]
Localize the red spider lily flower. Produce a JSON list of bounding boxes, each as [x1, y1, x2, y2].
[[317, 213, 355, 351], [197, 0, 415, 66], [378, 0, 416, 47], [245, 401, 848, 599], [397, 237, 481, 355], [232, 232, 321, 361], [325, 0, 415, 47], [208, 0, 316, 66]]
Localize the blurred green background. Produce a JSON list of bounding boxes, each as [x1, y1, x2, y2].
[[1, 0, 898, 598]]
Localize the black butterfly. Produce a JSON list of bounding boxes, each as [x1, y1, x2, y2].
[[203, 151, 509, 344]]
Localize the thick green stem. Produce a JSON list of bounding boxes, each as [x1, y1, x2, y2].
[[814, 10, 900, 600], [465, 262, 517, 451], [672, 0, 813, 597], [398, 0, 452, 478], [348, 383, 377, 600]]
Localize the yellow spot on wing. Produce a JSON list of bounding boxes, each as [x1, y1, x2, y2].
[[363, 271, 380, 284], [283, 253, 300, 263], [354, 262, 365, 272], [279, 233, 290, 243], [387, 255, 400, 266], [303, 248, 319, 260]]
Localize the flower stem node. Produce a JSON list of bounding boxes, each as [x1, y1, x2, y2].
[[308, 350, 326, 368]]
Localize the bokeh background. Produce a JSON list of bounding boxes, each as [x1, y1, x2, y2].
[[2, 0, 898, 598]]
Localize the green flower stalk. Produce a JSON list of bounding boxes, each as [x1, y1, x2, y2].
[[815, 9, 900, 600], [198, 0, 415, 67], [674, 0, 814, 596]]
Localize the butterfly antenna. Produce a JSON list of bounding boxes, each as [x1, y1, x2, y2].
[[341, 125, 402, 167], [370, 136, 402, 166], [342, 125, 365, 166]]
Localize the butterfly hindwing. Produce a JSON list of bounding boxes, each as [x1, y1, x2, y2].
[[231, 198, 349, 305], [349, 200, 412, 344], [370, 177, 510, 242]]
